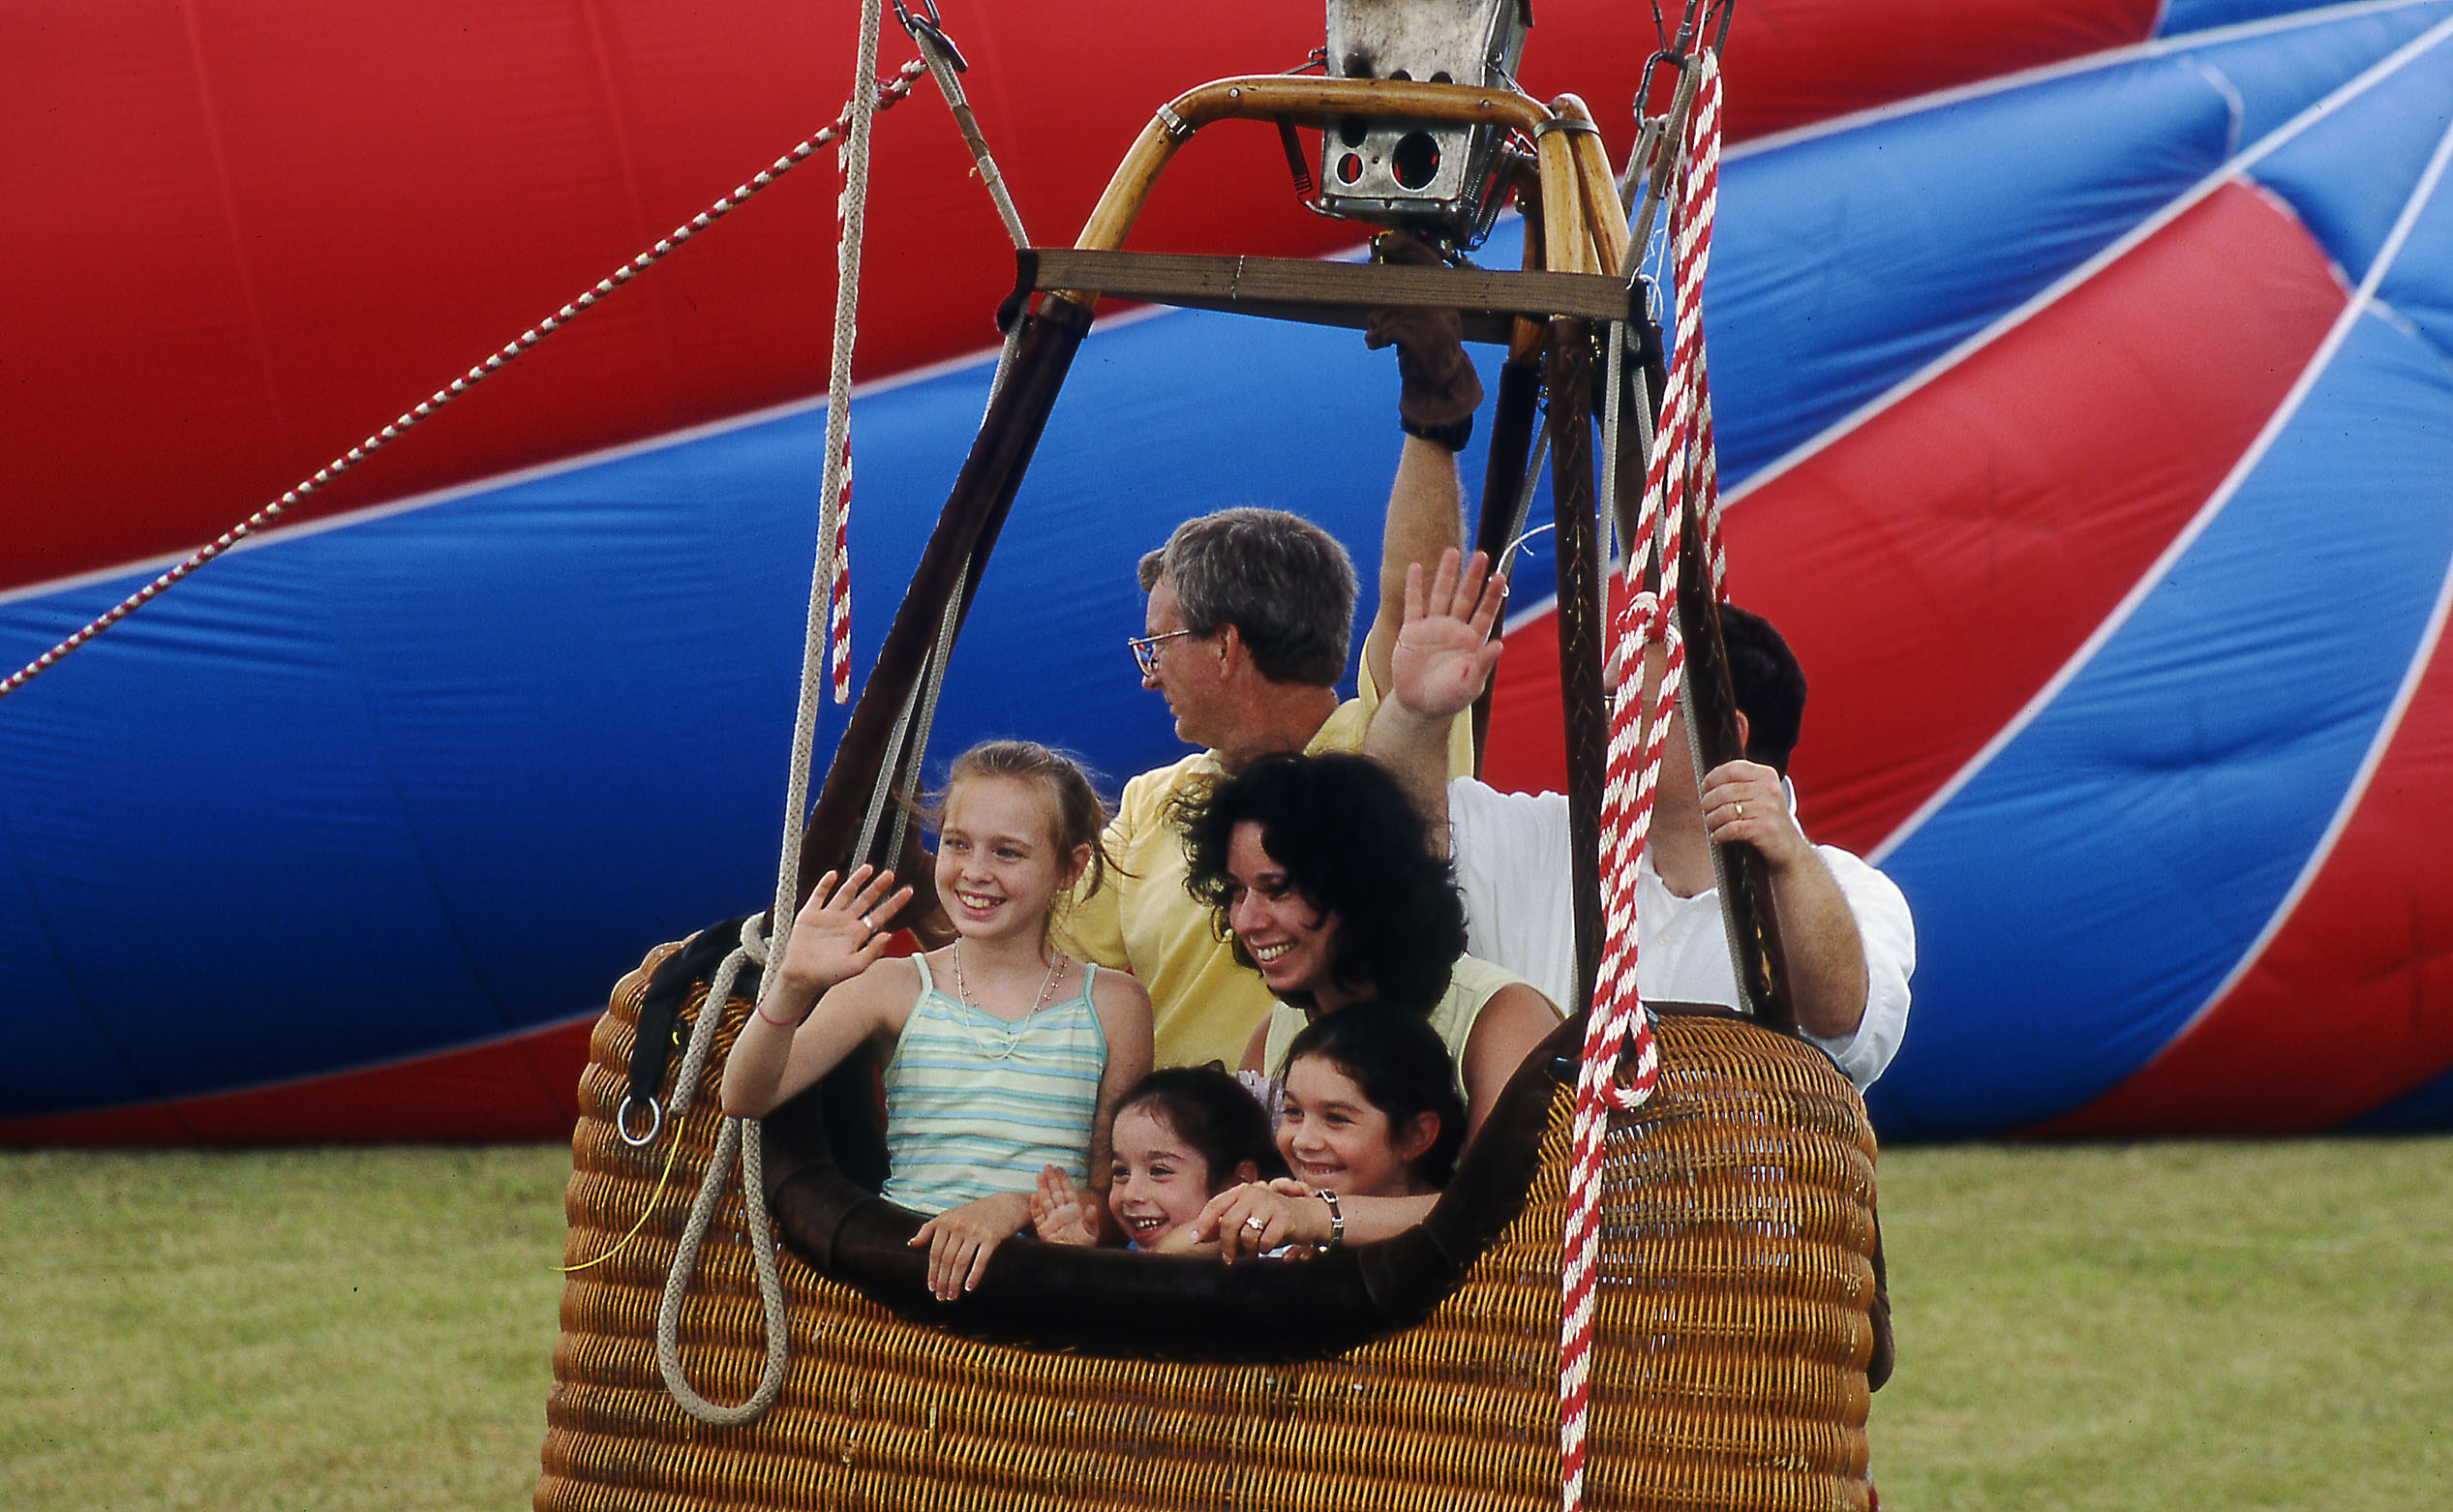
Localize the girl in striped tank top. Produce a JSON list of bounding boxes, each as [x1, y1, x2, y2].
[[723, 741, 1153, 1302]]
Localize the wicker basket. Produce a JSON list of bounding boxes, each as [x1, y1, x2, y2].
[[537, 939, 1880, 1511]]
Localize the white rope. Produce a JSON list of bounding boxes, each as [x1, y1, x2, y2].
[[782, 0, 885, 999], [655, 4, 1009, 1419], [1600, 323, 1624, 592], [655, 0, 889, 1429], [982, 319, 1026, 423], [898, 7, 1029, 426], [1495, 91, 1675, 571], [652, 920, 790, 1426], [906, 20, 1030, 252], [852, 561, 968, 872]]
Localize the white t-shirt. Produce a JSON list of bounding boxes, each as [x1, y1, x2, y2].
[[1445, 776, 1914, 1090]]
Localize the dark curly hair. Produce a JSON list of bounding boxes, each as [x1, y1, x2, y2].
[[1282, 1005, 1467, 1190], [1113, 1064, 1284, 1192], [1176, 753, 1466, 1013]]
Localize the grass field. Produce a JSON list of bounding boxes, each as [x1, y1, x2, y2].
[[6, 1137, 2447, 1510]]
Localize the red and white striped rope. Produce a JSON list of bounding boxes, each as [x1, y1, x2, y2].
[[811, 41, 885, 716], [1694, 361, 1726, 598], [1560, 51, 1722, 1512], [0, 59, 931, 704], [829, 428, 854, 704]]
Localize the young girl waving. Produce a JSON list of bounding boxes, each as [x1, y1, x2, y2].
[[723, 741, 1152, 1301], [1030, 1064, 1282, 1253]]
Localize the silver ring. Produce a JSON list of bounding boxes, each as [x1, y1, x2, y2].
[[859, 914, 875, 931], [1243, 1215, 1267, 1232], [1734, 802, 1745, 820], [615, 1095, 663, 1149]]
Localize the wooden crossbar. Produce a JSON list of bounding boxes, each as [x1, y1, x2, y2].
[[1008, 248, 1639, 344]]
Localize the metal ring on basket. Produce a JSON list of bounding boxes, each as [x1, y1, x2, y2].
[[617, 1094, 664, 1148]]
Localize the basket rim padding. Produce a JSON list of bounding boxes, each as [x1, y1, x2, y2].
[[757, 1001, 1793, 1362]]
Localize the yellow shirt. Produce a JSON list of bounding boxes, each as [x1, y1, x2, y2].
[[1057, 672, 1474, 1069]]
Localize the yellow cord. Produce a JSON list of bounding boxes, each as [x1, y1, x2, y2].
[[562, 1015, 691, 1273], [558, 1130, 689, 1273]]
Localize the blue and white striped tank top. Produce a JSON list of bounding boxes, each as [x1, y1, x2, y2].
[[878, 953, 1108, 1216]]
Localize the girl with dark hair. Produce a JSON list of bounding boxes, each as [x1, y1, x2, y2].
[[1195, 1006, 1471, 1260], [1030, 1063, 1283, 1252], [1174, 753, 1559, 1257], [1275, 1007, 1465, 1195]]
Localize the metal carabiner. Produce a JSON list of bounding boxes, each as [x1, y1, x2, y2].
[[891, 0, 968, 74]]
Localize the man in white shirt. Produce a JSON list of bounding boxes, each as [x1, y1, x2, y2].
[[1365, 550, 1913, 1090]]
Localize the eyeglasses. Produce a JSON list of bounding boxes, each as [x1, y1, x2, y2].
[[1128, 628, 1196, 677]]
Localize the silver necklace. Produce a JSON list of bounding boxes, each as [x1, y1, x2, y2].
[[952, 939, 1066, 1024]]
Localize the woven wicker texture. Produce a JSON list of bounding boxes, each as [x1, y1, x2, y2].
[[537, 942, 1878, 1511]]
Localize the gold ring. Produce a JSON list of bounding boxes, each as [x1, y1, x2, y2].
[[1244, 1215, 1267, 1232], [1734, 802, 1745, 820]]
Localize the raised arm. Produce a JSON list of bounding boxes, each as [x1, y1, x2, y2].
[[1365, 547, 1506, 850], [1359, 232, 1477, 695], [719, 865, 914, 1119], [1364, 437, 1467, 694]]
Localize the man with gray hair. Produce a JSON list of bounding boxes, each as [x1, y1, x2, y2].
[[1059, 236, 1483, 1068]]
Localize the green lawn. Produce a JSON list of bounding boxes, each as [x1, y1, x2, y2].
[[1876, 1139, 2451, 1510], [5, 1137, 2446, 1510], [4, 1148, 566, 1512]]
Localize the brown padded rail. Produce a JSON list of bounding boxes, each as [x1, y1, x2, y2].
[[756, 986, 1564, 1361], [539, 940, 1882, 1512]]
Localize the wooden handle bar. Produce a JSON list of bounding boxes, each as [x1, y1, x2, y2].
[[1009, 249, 1638, 346]]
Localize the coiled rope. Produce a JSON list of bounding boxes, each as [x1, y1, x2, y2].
[[1559, 48, 1721, 1512]]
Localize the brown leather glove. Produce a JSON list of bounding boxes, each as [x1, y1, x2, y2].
[[1364, 231, 1483, 437]]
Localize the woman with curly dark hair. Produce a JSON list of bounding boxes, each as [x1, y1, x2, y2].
[[1174, 753, 1560, 1258]]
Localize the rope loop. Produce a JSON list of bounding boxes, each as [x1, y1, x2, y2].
[[655, 1115, 793, 1425], [738, 910, 772, 968], [1605, 586, 1677, 688]]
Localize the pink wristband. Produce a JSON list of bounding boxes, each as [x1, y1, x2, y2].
[[755, 1003, 801, 1028]]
